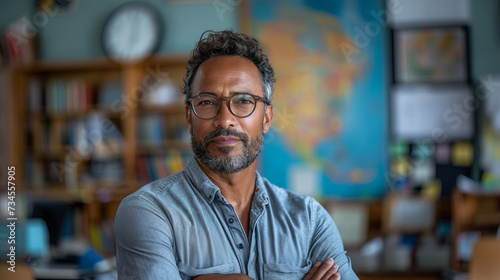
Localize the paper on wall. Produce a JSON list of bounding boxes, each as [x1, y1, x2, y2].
[[392, 85, 474, 140], [288, 163, 321, 197], [435, 143, 451, 164], [452, 142, 474, 167], [410, 160, 435, 185]]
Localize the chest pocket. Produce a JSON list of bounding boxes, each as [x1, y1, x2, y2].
[[263, 261, 313, 280], [177, 262, 234, 279]]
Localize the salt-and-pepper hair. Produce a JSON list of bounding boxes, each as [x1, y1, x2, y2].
[[182, 30, 276, 104]]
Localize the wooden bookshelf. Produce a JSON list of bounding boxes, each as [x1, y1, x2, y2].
[[9, 55, 192, 255], [451, 189, 500, 271]]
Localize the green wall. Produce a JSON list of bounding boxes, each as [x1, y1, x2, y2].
[[470, 0, 500, 78], [0, 0, 239, 60], [0, 0, 33, 28], [2, 0, 500, 78]]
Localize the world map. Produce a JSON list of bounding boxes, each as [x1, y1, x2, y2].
[[252, 0, 387, 198]]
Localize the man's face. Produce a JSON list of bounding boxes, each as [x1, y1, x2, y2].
[[186, 55, 273, 174]]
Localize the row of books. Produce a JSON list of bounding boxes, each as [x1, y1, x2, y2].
[[136, 152, 192, 182], [60, 204, 116, 256], [29, 78, 93, 114], [137, 115, 187, 143], [25, 156, 55, 187], [36, 114, 123, 155], [25, 151, 193, 189], [25, 156, 125, 189], [89, 220, 116, 256], [29, 78, 124, 114], [26, 152, 192, 189]]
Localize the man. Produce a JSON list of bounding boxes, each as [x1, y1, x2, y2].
[[115, 30, 358, 280]]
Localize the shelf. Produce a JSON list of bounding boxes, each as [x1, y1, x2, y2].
[[10, 54, 188, 73], [452, 189, 500, 271], [26, 186, 93, 202], [32, 146, 123, 159], [25, 182, 134, 202], [11, 58, 121, 73], [30, 107, 126, 120], [457, 224, 500, 232], [357, 271, 441, 280], [34, 149, 67, 160]]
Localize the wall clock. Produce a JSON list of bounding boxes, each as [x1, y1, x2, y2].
[[101, 2, 162, 63]]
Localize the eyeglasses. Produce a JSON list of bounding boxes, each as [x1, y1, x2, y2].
[[188, 93, 271, 120]]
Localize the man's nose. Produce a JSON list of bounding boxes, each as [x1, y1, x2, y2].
[[213, 99, 236, 128]]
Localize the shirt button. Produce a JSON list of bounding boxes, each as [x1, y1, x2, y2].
[[237, 244, 244, 249], [228, 218, 234, 224]]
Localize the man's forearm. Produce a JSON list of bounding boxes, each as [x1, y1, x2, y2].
[[193, 274, 254, 280]]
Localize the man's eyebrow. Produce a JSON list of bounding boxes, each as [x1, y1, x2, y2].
[[195, 91, 255, 96], [195, 92, 217, 96]]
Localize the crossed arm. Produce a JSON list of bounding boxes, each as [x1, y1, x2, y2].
[[193, 258, 341, 280]]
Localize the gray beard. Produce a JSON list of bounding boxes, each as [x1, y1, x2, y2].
[[191, 128, 264, 174]]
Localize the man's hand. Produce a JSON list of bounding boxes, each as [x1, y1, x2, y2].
[[193, 274, 254, 280], [192, 259, 339, 280], [303, 258, 340, 280]]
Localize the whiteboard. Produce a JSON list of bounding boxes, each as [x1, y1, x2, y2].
[[392, 84, 474, 140]]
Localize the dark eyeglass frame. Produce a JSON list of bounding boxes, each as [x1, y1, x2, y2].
[[187, 93, 272, 120]]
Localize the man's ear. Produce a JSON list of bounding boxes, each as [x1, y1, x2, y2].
[[186, 105, 193, 135], [263, 105, 273, 134]]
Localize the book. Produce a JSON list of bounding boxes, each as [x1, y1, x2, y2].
[[3, 17, 37, 65]]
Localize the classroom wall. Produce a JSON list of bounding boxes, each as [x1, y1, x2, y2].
[[470, 0, 500, 78], [1, 0, 499, 77], [0, 0, 33, 29], [0, 0, 239, 60]]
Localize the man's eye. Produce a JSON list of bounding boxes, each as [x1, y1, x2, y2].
[[237, 99, 253, 104], [199, 100, 216, 105], [234, 95, 254, 104]]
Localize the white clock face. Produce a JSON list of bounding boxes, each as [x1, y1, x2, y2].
[[102, 4, 161, 63]]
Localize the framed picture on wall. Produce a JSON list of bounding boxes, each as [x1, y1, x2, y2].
[[392, 26, 470, 83]]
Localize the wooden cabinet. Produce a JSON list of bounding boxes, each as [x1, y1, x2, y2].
[[10, 55, 191, 255], [451, 189, 500, 271]]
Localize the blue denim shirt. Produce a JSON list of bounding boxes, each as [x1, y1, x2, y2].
[[115, 158, 358, 280]]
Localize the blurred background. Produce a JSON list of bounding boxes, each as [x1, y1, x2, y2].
[[1, 0, 500, 279]]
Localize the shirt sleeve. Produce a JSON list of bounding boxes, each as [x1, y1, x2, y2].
[[307, 198, 359, 280], [115, 195, 182, 280]]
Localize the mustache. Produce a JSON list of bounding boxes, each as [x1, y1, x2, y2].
[[204, 128, 249, 143]]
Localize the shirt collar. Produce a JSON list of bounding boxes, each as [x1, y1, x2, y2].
[[253, 169, 270, 206], [184, 157, 269, 206], [184, 158, 219, 204]]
